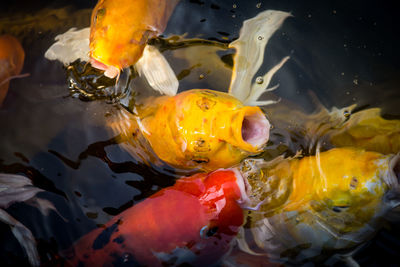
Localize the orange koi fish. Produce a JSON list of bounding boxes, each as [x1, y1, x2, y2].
[[111, 89, 270, 171], [89, 0, 179, 78], [63, 169, 249, 266], [0, 35, 25, 106], [242, 147, 400, 265]]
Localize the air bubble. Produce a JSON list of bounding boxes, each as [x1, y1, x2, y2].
[[255, 76, 264, 84]]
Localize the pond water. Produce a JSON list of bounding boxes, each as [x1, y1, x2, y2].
[[1, 0, 400, 266]]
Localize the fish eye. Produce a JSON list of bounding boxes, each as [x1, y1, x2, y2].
[[94, 8, 106, 23], [200, 225, 219, 238], [332, 205, 349, 213]]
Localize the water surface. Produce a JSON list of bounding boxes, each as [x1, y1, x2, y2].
[[1, 0, 399, 266]]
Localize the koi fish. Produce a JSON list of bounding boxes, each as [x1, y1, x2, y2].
[[111, 89, 271, 171], [0, 35, 25, 106], [241, 147, 400, 265], [89, 0, 179, 78], [62, 169, 249, 266]]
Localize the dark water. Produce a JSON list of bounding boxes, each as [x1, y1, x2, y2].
[[1, 0, 400, 266]]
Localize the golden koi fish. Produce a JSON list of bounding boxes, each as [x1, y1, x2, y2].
[[89, 0, 179, 78], [111, 89, 270, 171], [241, 147, 400, 265]]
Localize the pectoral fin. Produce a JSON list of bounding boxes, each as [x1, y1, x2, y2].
[[0, 209, 40, 266], [135, 45, 179, 96], [0, 174, 43, 208], [44, 27, 90, 65]]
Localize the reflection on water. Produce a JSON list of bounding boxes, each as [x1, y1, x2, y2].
[[1, 0, 400, 266]]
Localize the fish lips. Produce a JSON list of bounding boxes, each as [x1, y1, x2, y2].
[[90, 58, 120, 78]]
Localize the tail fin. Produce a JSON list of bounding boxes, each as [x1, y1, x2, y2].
[[229, 10, 292, 106]]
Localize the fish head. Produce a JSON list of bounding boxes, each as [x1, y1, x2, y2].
[[89, 0, 155, 78], [199, 168, 248, 233], [141, 89, 270, 170], [169, 168, 248, 264]]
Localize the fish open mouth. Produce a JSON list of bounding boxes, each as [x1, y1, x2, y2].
[[241, 112, 270, 148]]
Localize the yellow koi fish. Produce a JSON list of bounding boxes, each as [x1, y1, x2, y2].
[[111, 89, 270, 171], [89, 0, 179, 78], [241, 148, 400, 265]]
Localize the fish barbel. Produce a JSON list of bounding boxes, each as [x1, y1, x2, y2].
[[241, 147, 400, 265], [89, 0, 179, 78], [62, 169, 249, 266]]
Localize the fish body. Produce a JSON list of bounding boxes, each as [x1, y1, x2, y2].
[[89, 0, 179, 78], [243, 148, 400, 264], [114, 89, 270, 170], [63, 169, 248, 266], [0, 35, 25, 105]]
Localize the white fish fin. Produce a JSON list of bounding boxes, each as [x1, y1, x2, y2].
[[0, 174, 43, 208], [0, 173, 65, 220], [236, 227, 267, 256], [0, 209, 40, 266], [326, 247, 363, 267], [0, 173, 33, 188], [26, 197, 67, 221], [44, 27, 90, 65], [248, 98, 281, 107], [229, 10, 291, 103], [245, 56, 290, 105], [136, 45, 178, 96]]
